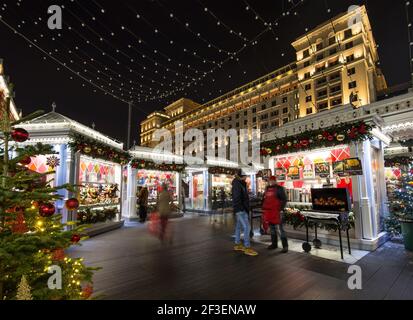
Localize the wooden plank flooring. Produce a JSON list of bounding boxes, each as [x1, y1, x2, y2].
[[68, 214, 413, 300]]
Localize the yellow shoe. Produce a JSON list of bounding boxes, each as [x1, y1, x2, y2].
[[244, 248, 258, 256], [234, 244, 246, 252]]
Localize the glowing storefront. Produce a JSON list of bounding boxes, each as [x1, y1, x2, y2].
[[15, 110, 126, 224], [262, 105, 391, 251]]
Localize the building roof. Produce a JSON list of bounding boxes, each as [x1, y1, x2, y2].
[[19, 110, 124, 150]]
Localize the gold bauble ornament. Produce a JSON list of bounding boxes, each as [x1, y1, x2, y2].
[[83, 146, 92, 154], [336, 134, 345, 142]]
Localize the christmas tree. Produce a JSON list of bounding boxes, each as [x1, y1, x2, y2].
[[391, 169, 413, 221], [16, 275, 33, 300], [386, 167, 413, 237], [0, 89, 96, 300]]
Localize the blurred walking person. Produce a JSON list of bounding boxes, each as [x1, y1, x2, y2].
[[158, 183, 172, 243], [232, 170, 258, 256], [262, 176, 288, 253]]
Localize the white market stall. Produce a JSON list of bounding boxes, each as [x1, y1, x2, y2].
[[123, 146, 185, 219], [15, 110, 128, 226], [262, 104, 391, 251]]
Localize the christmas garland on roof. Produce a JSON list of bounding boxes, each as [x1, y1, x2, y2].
[[261, 121, 374, 157], [130, 158, 185, 172], [208, 166, 239, 175], [68, 133, 131, 165], [384, 156, 413, 168]]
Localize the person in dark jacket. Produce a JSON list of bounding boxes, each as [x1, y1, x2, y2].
[[262, 176, 288, 252], [138, 187, 149, 223], [232, 169, 258, 256]]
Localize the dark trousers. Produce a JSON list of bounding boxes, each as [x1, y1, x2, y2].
[[269, 223, 288, 248], [139, 205, 147, 222]]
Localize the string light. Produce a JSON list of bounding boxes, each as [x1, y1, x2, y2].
[[154, 0, 234, 56]]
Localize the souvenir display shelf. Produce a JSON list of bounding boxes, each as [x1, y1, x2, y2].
[[273, 146, 354, 207], [136, 170, 178, 205]]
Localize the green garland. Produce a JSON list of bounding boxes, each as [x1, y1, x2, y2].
[[384, 156, 413, 168], [130, 158, 185, 172], [208, 166, 239, 175], [68, 133, 131, 165], [261, 121, 373, 156]]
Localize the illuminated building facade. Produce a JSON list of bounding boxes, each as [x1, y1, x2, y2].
[[139, 6, 387, 151], [0, 60, 20, 122]]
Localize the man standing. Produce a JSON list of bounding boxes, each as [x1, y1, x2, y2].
[[262, 176, 288, 253], [232, 169, 258, 256]]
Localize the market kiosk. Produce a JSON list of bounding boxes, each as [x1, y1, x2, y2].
[[184, 160, 258, 212], [124, 146, 184, 219], [16, 110, 127, 226]]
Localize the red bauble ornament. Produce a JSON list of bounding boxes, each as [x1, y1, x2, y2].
[[327, 135, 334, 141], [52, 248, 65, 261], [39, 203, 55, 217], [82, 284, 94, 299], [12, 212, 28, 234], [71, 234, 81, 243], [19, 156, 31, 166], [358, 124, 367, 134], [300, 140, 309, 147], [65, 198, 80, 211], [11, 128, 30, 142]]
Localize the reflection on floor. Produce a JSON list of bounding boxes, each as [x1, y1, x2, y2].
[[253, 234, 370, 264]]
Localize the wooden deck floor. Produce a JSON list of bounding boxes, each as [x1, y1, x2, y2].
[[68, 214, 413, 300]]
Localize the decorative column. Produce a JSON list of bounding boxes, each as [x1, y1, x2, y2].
[[350, 140, 376, 240], [122, 165, 137, 219], [250, 173, 257, 195], [205, 170, 211, 211], [64, 145, 80, 224], [176, 172, 181, 211]]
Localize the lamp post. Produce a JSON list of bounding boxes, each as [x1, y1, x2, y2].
[[127, 101, 133, 150]]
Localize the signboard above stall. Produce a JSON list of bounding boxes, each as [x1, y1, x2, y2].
[[333, 158, 363, 176], [314, 162, 330, 178], [344, 158, 363, 176], [275, 167, 286, 181], [288, 166, 300, 180]]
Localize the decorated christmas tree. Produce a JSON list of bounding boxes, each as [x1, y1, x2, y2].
[[0, 89, 96, 300], [390, 169, 413, 221], [386, 166, 413, 238], [16, 275, 33, 300]]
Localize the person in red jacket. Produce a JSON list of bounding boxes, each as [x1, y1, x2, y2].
[[262, 176, 288, 253]]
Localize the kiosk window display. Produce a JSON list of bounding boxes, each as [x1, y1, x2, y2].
[[191, 172, 205, 210], [16, 111, 127, 225], [136, 170, 178, 205], [272, 146, 354, 207], [78, 156, 121, 206]]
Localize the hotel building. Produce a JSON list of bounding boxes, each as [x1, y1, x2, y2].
[[139, 5, 387, 151]]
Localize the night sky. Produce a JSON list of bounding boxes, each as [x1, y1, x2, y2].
[[0, 0, 411, 145]]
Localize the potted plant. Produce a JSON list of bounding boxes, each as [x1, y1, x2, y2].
[[388, 171, 413, 251]]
